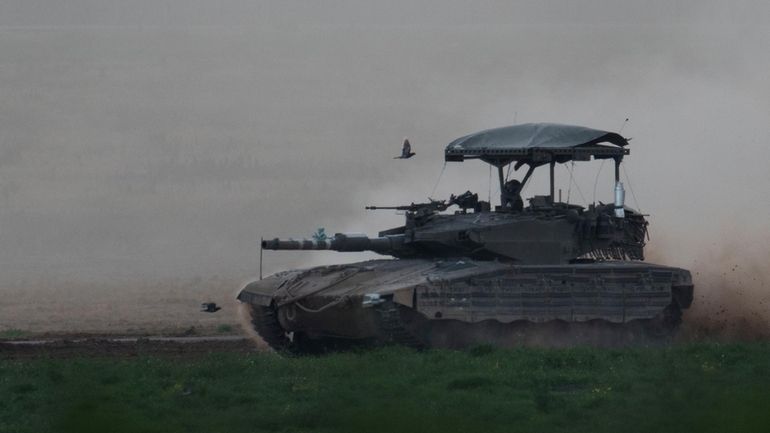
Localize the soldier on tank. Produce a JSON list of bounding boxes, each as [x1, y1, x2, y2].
[[449, 190, 479, 213], [502, 179, 523, 211]]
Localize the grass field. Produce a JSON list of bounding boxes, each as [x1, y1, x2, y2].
[[1, 343, 769, 433]]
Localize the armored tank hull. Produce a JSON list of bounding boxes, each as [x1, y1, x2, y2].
[[237, 258, 693, 352]]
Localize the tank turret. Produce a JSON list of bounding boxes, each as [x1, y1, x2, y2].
[[260, 124, 646, 264], [264, 198, 647, 264]]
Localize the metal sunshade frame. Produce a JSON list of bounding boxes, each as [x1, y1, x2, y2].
[[444, 124, 630, 205]]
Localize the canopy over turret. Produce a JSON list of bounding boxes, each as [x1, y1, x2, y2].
[[445, 123, 628, 166]]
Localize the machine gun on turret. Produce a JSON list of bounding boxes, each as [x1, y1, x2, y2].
[[366, 198, 448, 220], [367, 191, 489, 216], [365, 198, 448, 213]]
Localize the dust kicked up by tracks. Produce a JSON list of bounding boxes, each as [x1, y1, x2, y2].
[[649, 233, 770, 343]]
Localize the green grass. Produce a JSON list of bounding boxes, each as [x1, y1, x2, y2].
[[216, 324, 235, 334], [1, 344, 769, 433], [0, 329, 29, 340]]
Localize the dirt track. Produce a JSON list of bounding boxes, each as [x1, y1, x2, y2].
[[0, 335, 261, 359]]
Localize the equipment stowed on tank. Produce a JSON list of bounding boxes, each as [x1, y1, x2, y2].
[[237, 123, 694, 353]]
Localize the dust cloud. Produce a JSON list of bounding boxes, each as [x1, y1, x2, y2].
[[649, 233, 770, 341], [0, 1, 769, 338], [236, 302, 268, 349]]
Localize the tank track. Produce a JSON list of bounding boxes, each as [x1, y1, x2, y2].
[[375, 302, 425, 349], [248, 304, 292, 352], [248, 304, 367, 355], [249, 301, 680, 352]]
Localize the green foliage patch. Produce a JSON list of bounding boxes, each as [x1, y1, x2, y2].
[[0, 329, 28, 340], [216, 324, 235, 334], [1, 343, 769, 433]]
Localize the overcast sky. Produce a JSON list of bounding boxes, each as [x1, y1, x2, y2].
[[1, 0, 769, 286]]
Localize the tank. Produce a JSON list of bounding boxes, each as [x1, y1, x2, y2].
[[238, 123, 694, 352]]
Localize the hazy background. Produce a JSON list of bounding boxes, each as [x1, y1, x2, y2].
[[1, 0, 768, 334]]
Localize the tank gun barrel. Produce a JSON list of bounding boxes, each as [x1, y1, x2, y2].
[[262, 233, 405, 255], [366, 200, 447, 212], [365, 206, 408, 211]]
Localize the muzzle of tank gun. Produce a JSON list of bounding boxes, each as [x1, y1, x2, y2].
[[261, 233, 404, 254]]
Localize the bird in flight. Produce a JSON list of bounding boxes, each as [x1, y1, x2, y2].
[[200, 302, 221, 313], [394, 138, 415, 159]]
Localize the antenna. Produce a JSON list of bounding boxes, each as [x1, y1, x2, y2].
[[618, 117, 629, 134], [429, 161, 447, 199], [592, 160, 606, 205], [564, 162, 588, 205]]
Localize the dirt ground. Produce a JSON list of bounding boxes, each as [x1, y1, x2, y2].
[[0, 274, 274, 359], [0, 277, 245, 336], [0, 336, 260, 360]]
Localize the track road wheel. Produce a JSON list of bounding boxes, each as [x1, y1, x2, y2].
[[248, 304, 360, 355]]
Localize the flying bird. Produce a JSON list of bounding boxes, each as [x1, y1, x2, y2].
[[394, 138, 415, 159], [200, 302, 221, 313]]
